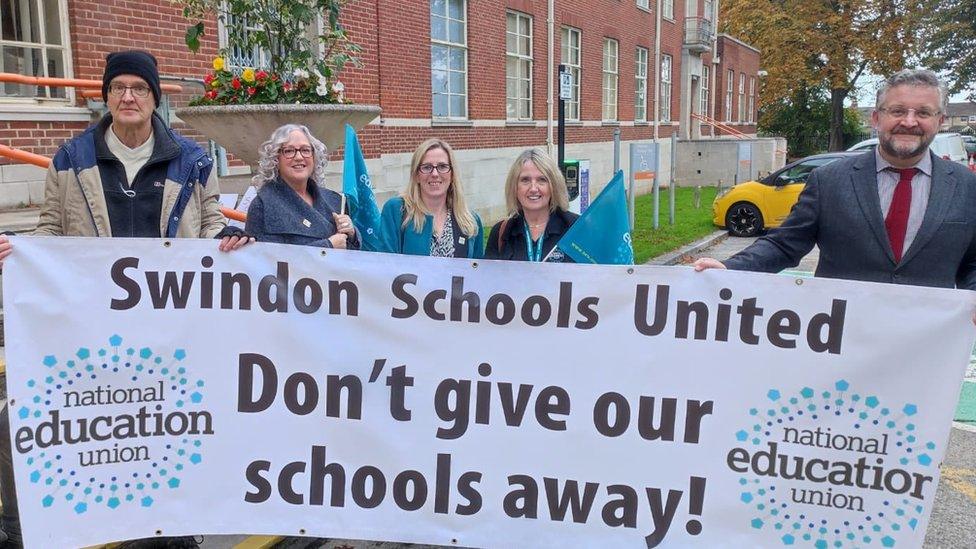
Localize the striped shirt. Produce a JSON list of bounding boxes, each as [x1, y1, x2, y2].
[[875, 149, 932, 257]]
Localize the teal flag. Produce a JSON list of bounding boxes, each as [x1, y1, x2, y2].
[[342, 124, 383, 251], [554, 170, 634, 264]]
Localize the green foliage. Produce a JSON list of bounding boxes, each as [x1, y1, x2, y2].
[[179, 0, 360, 104], [759, 87, 868, 158], [918, 0, 976, 100]]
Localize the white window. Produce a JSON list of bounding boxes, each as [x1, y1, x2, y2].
[[659, 54, 672, 122], [0, 0, 72, 100], [738, 72, 746, 123], [968, 115, 975, 122], [560, 26, 581, 121], [635, 47, 647, 122], [700, 65, 709, 118], [703, 0, 714, 19], [506, 11, 532, 121], [218, 6, 318, 71], [663, 0, 674, 19], [637, 0, 650, 10], [725, 69, 733, 122], [602, 38, 618, 121], [431, 0, 468, 119], [748, 76, 756, 123]]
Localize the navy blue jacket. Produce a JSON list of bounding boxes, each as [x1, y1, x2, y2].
[[246, 177, 360, 249]]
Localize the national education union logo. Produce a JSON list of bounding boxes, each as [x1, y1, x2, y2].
[[726, 380, 938, 548], [12, 335, 214, 513]]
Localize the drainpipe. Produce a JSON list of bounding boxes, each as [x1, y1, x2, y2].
[[653, 0, 662, 143], [710, 0, 719, 137], [546, 0, 555, 155]]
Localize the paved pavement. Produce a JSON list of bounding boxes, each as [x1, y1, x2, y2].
[[688, 235, 976, 548]]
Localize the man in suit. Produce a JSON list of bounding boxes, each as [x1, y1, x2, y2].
[[693, 69, 976, 290]]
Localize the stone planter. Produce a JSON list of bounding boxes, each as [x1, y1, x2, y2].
[[175, 103, 381, 166]]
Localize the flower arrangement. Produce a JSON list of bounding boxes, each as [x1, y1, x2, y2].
[[192, 57, 347, 106], [180, 0, 359, 105]]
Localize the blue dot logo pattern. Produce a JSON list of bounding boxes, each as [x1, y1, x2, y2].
[[16, 335, 209, 514], [732, 380, 936, 547]]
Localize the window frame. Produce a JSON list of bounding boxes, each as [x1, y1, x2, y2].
[[725, 69, 734, 122], [602, 38, 619, 122], [560, 26, 582, 121], [659, 53, 673, 123], [663, 0, 674, 20], [700, 65, 709, 118], [0, 0, 75, 104], [635, 47, 648, 122], [505, 10, 533, 121], [748, 76, 756, 124], [430, 0, 469, 120], [738, 72, 746, 123]]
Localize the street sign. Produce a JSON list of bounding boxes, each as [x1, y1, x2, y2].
[[559, 71, 573, 100]]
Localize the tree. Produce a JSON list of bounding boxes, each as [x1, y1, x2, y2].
[[918, 0, 976, 100], [759, 87, 868, 158], [722, 0, 917, 150]]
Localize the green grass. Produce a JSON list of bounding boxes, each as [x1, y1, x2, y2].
[[632, 186, 720, 264]]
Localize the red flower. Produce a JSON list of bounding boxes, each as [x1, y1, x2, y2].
[[271, 74, 279, 81], [231, 77, 241, 90], [204, 74, 214, 86], [283, 82, 292, 92], [247, 86, 257, 96], [205, 90, 217, 100], [256, 70, 268, 81]]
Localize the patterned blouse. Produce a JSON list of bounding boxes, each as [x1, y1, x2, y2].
[[430, 209, 456, 257]]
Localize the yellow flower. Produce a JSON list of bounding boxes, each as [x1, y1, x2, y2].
[[242, 68, 256, 83], [212, 57, 225, 71]]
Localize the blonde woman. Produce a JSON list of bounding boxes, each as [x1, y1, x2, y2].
[[378, 138, 484, 257], [485, 148, 578, 262]]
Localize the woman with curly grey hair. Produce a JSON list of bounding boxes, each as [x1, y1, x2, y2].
[[245, 123, 359, 249]]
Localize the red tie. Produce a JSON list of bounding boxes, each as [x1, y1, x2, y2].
[[885, 167, 917, 263]]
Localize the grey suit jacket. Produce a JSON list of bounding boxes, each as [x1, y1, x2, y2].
[[245, 177, 360, 249], [724, 152, 976, 289]]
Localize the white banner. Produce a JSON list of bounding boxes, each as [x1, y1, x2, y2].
[[4, 237, 974, 548]]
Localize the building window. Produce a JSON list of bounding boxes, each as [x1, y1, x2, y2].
[[663, 0, 674, 19], [506, 11, 532, 120], [969, 115, 976, 122], [602, 38, 618, 121], [637, 0, 650, 10], [431, 0, 467, 119], [725, 69, 733, 122], [738, 72, 746, 123], [703, 0, 714, 19], [0, 0, 71, 100], [635, 47, 647, 122], [218, 7, 320, 71], [748, 76, 756, 124], [700, 65, 709, 118], [659, 54, 672, 122], [560, 26, 581, 121]]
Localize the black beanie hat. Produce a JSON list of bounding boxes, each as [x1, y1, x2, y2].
[[102, 50, 162, 107]]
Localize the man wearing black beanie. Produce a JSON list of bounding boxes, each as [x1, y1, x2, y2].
[[0, 50, 252, 549]]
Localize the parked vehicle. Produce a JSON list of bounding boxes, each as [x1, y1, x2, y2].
[[712, 152, 862, 237], [846, 132, 969, 165], [961, 135, 976, 157]]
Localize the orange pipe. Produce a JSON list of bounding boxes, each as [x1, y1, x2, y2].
[[0, 73, 182, 93], [0, 144, 246, 222], [0, 144, 49, 168]]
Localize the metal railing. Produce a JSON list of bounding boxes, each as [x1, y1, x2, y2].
[[684, 17, 714, 50]]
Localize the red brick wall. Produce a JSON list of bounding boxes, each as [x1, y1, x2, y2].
[[715, 34, 759, 134], [0, 1, 760, 169]]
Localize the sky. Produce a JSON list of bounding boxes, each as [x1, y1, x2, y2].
[[853, 73, 976, 107]]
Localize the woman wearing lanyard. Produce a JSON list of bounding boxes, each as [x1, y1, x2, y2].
[[485, 148, 578, 262]]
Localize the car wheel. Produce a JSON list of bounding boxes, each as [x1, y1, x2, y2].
[[725, 202, 764, 237]]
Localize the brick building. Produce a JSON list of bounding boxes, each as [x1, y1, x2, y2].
[[0, 0, 760, 219]]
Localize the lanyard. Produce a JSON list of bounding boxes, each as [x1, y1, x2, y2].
[[523, 219, 546, 262]]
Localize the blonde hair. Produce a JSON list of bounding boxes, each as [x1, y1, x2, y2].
[[401, 138, 478, 237], [503, 148, 569, 216]]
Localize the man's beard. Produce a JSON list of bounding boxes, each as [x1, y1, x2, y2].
[[879, 130, 935, 160]]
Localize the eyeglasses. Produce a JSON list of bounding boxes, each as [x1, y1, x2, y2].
[[280, 146, 314, 159], [877, 106, 941, 120], [418, 163, 452, 174], [108, 83, 151, 98]]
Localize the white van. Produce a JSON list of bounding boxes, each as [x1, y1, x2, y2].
[[847, 133, 969, 166]]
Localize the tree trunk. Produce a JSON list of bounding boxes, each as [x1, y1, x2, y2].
[[828, 88, 848, 151]]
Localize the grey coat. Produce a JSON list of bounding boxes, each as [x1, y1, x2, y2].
[[724, 152, 976, 289], [246, 177, 360, 249]]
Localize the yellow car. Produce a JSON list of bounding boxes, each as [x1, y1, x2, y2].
[[713, 152, 862, 236]]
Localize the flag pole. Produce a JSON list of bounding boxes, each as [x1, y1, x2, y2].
[[340, 193, 347, 215]]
